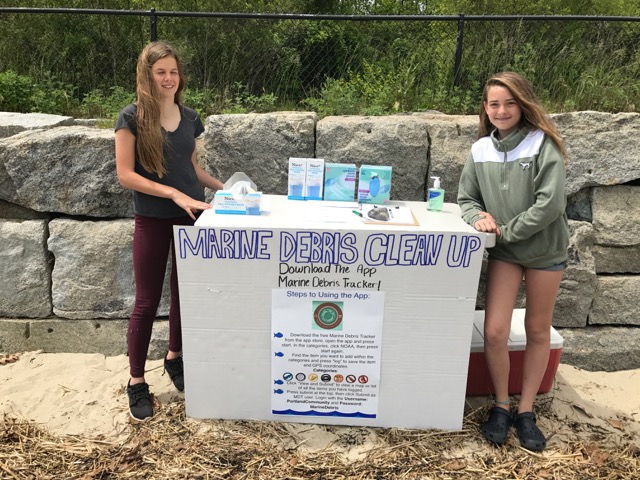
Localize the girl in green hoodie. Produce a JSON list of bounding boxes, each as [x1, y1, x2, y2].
[[458, 72, 569, 452]]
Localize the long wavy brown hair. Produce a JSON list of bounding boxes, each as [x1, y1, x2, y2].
[[135, 41, 185, 177], [478, 71, 567, 158]]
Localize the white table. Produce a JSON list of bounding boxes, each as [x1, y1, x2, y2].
[[174, 195, 494, 430]]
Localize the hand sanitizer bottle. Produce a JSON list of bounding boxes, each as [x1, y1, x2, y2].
[[427, 176, 444, 211]]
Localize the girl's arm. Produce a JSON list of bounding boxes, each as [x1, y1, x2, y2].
[[497, 138, 566, 243], [115, 128, 211, 220], [457, 154, 499, 234], [191, 148, 224, 191]]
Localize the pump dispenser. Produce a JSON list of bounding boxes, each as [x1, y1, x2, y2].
[[427, 176, 444, 211]]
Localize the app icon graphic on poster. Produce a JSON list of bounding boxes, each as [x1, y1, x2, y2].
[[295, 372, 306, 381], [312, 301, 344, 330]]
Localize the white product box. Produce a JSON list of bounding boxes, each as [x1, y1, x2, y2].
[[214, 191, 262, 215], [214, 172, 262, 215], [304, 158, 324, 200], [288, 158, 308, 200]]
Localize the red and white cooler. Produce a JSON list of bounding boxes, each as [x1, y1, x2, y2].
[[466, 309, 563, 396]]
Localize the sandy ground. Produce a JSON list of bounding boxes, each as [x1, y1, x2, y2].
[[1, 351, 638, 456]]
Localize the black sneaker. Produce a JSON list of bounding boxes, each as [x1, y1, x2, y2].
[[164, 355, 184, 392], [127, 381, 154, 421]]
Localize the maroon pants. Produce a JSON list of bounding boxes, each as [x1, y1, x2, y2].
[[128, 214, 194, 378]]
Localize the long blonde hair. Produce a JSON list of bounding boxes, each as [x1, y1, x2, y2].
[[479, 72, 567, 158], [135, 41, 185, 177]]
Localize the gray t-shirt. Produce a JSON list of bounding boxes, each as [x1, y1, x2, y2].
[[115, 104, 205, 218]]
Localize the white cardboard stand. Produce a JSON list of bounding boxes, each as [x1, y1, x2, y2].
[[174, 195, 494, 430]]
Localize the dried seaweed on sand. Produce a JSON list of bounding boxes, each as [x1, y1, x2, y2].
[[1, 399, 638, 480]]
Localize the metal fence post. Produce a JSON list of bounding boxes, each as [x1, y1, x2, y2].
[[453, 14, 465, 88], [150, 8, 157, 41]]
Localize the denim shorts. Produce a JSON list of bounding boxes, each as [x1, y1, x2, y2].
[[488, 256, 567, 271], [531, 261, 567, 271]]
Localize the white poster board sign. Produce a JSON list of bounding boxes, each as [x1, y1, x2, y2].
[[174, 197, 489, 430]]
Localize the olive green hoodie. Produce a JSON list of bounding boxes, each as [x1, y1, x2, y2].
[[457, 128, 569, 268]]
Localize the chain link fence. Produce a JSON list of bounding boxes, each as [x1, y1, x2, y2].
[[1, 9, 639, 116]]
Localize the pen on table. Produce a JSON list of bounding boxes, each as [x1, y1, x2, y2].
[[352, 210, 362, 217]]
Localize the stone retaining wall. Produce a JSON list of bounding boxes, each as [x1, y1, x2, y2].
[[0, 111, 639, 371]]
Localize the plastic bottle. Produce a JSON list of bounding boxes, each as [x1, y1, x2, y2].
[[427, 176, 444, 211]]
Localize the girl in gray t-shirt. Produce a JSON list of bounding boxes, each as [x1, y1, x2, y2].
[[115, 41, 224, 422]]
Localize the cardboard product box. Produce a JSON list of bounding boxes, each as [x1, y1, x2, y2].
[[358, 165, 392, 204], [214, 191, 263, 215], [214, 172, 262, 215], [288, 158, 308, 200], [304, 158, 325, 200], [466, 309, 563, 396], [324, 163, 357, 201]]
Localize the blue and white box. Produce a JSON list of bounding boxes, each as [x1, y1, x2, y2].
[[305, 158, 325, 200], [324, 163, 357, 201], [358, 165, 392, 204], [288, 158, 307, 200], [214, 172, 262, 215]]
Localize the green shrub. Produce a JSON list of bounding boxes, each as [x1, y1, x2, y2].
[[222, 82, 279, 114], [304, 62, 411, 117], [80, 86, 135, 120], [0, 71, 34, 112], [304, 77, 363, 116], [418, 84, 479, 115], [183, 89, 208, 119], [30, 76, 78, 115], [0, 71, 79, 115], [305, 60, 480, 117]]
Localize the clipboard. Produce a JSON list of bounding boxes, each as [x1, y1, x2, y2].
[[361, 204, 419, 226]]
